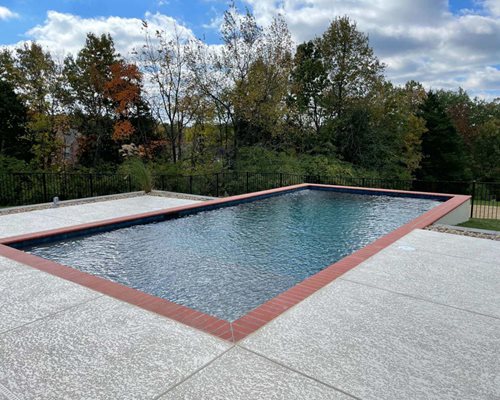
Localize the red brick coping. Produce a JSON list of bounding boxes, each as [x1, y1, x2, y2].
[[0, 184, 470, 343]]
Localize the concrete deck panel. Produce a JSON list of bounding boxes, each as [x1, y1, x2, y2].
[[160, 347, 353, 400], [0, 257, 101, 333], [397, 228, 500, 263], [0, 295, 230, 400], [341, 237, 500, 318], [0, 196, 199, 239], [242, 279, 500, 400]]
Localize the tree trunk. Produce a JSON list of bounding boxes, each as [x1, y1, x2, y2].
[[171, 140, 177, 163], [177, 129, 182, 161]]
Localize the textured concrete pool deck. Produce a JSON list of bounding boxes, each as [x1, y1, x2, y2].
[[0, 195, 499, 399]]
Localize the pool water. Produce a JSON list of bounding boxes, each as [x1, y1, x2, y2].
[[25, 189, 442, 321]]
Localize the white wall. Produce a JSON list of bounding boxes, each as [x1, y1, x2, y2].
[[435, 199, 471, 225]]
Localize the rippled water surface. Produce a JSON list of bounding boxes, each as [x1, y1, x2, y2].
[[26, 189, 441, 321]]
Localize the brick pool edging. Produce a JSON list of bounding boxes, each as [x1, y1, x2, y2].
[[0, 184, 470, 343]]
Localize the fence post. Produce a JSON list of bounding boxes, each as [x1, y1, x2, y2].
[[470, 180, 476, 218], [216, 173, 219, 197], [128, 174, 132, 192], [362, 177, 366, 187], [42, 173, 48, 202], [89, 174, 94, 197], [62, 173, 67, 199], [279, 172, 283, 187], [189, 175, 193, 193], [161, 175, 165, 191], [246, 172, 249, 193]]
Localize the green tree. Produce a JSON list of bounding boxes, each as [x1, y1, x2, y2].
[[311, 16, 386, 162], [208, 2, 263, 153], [189, 4, 292, 163], [290, 40, 328, 139], [417, 91, 471, 181], [320, 16, 385, 119], [359, 81, 426, 178], [0, 44, 67, 168], [473, 117, 500, 181], [232, 15, 293, 147], [0, 80, 29, 160], [0, 49, 17, 84], [14, 43, 60, 113], [13, 43, 66, 168]]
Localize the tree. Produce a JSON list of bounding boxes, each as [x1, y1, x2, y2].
[[290, 16, 385, 162], [0, 80, 29, 160], [14, 43, 66, 168], [333, 100, 371, 165], [104, 61, 142, 142], [473, 116, 500, 181], [188, 37, 236, 166], [0, 43, 67, 168], [436, 88, 480, 149], [356, 81, 426, 178], [290, 40, 328, 138], [64, 33, 120, 166], [14, 43, 59, 114], [189, 4, 293, 160], [320, 16, 385, 119], [232, 15, 293, 146], [417, 91, 471, 181], [104, 60, 157, 158], [139, 20, 199, 164], [0, 49, 17, 84], [189, 3, 263, 163], [436, 89, 500, 180]]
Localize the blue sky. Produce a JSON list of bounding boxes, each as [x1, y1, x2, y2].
[[1, 0, 499, 98]]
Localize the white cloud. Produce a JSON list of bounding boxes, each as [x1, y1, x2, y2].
[[0, 5, 19, 20], [202, 13, 223, 30], [242, 0, 500, 98], [483, 0, 500, 16], [23, 11, 195, 58]]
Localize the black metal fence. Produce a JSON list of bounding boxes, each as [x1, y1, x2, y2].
[[1, 171, 499, 220], [0, 172, 133, 207]]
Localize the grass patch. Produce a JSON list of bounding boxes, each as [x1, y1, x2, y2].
[[457, 218, 500, 231]]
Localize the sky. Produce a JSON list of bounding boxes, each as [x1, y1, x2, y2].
[[0, 0, 499, 99]]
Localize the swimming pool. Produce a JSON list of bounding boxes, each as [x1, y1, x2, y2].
[[21, 187, 442, 321]]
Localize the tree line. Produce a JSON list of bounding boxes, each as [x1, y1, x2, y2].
[[1, 3, 499, 182]]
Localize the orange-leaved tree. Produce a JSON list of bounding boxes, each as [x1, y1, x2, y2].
[[105, 61, 143, 143]]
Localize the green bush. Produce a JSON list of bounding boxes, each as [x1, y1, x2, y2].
[[233, 146, 368, 177], [0, 155, 29, 174]]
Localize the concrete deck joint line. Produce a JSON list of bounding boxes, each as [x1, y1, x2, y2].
[[236, 345, 362, 400], [0, 383, 22, 400], [151, 346, 236, 400], [339, 278, 500, 321], [0, 293, 106, 337]]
